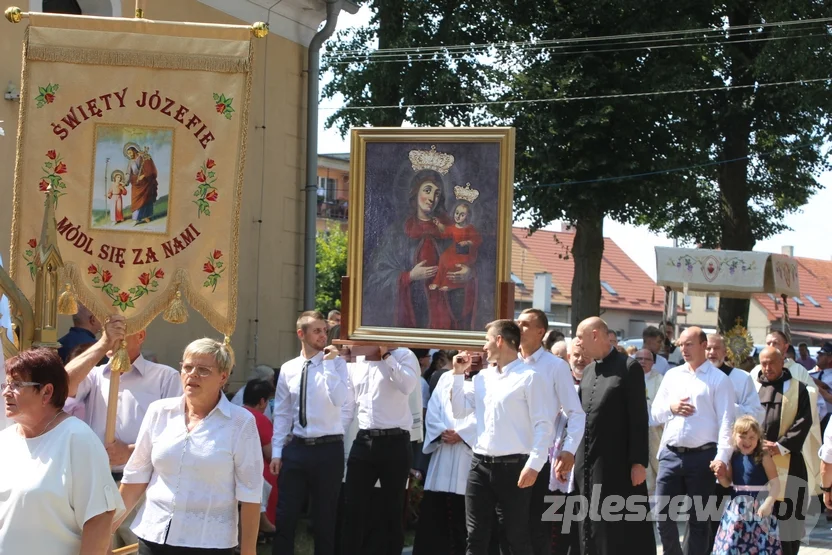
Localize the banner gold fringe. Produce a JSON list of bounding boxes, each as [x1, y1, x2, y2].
[[27, 45, 250, 73], [110, 339, 131, 373], [57, 283, 78, 315], [59, 264, 236, 336]]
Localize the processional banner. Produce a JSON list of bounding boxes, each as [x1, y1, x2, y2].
[[9, 13, 255, 335]]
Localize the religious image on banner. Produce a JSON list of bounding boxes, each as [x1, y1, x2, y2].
[[9, 14, 256, 335], [91, 125, 173, 233]]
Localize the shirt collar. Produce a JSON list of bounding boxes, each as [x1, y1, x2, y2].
[[300, 351, 324, 365], [501, 358, 524, 374], [685, 360, 712, 374], [180, 390, 233, 419], [520, 346, 547, 364]]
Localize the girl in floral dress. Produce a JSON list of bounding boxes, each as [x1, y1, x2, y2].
[[712, 415, 782, 555]]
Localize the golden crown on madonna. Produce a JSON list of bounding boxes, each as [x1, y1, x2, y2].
[[409, 145, 455, 175]]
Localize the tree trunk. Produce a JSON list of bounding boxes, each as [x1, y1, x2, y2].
[[570, 214, 604, 334], [716, 4, 757, 333], [369, 0, 407, 127]]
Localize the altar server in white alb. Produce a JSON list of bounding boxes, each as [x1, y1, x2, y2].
[[412, 362, 478, 555], [451, 319, 554, 555]]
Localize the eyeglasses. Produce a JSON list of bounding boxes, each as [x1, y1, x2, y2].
[[634, 357, 653, 362], [179, 363, 216, 378], [1, 381, 41, 392]]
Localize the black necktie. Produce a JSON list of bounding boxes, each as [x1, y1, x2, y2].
[[299, 360, 310, 428]]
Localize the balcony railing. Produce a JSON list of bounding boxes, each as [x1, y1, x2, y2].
[[317, 198, 348, 220]]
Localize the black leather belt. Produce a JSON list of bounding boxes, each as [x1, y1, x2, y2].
[[667, 442, 717, 454], [358, 428, 409, 438], [473, 453, 528, 464], [290, 434, 344, 446]]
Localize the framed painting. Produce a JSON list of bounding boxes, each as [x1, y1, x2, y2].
[[344, 127, 515, 349]]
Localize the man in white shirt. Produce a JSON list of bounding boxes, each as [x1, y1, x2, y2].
[[643, 325, 671, 374], [651, 326, 735, 555], [517, 308, 585, 555], [451, 319, 553, 555], [820, 407, 832, 510], [706, 334, 764, 422], [810, 342, 832, 433], [64, 314, 181, 547], [340, 346, 419, 555], [270, 311, 353, 555]]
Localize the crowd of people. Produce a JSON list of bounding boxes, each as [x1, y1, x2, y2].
[[2, 305, 832, 555]]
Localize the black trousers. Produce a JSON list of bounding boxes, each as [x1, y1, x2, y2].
[[550, 491, 579, 555], [466, 456, 533, 555], [273, 440, 344, 555], [341, 431, 412, 555], [138, 538, 233, 555], [528, 461, 553, 555], [413, 491, 468, 555]]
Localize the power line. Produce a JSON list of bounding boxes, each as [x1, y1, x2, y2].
[[319, 76, 831, 111], [526, 142, 817, 189], [324, 31, 829, 66], [322, 16, 832, 58]]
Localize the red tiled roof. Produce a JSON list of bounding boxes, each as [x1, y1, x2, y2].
[[754, 257, 832, 324], [511, 227, 665, 313]]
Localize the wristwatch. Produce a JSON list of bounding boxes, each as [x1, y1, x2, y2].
[[821, 485, 832, 493], [382, 352, 392, 360]]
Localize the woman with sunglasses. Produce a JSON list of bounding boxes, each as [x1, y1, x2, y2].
[[0, 348, 124, 555], [116, 338, 264, 555]]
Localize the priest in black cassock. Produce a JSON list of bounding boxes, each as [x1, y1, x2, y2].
[[756, 346, 814, 555], [571, 317, 655, 555]]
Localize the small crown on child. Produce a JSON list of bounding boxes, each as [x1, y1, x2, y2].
[[454, 182, 479, 203], [409, 145, 455, 175]]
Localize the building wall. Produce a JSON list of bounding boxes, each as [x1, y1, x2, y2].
[[0, 0, 309, 385], [679, 294, 771, 343]]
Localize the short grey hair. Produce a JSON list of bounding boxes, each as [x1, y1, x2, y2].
[[183, 338, 235, 374], [249, 364, 274, 382]]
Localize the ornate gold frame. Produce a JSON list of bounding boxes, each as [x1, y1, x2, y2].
[[345, 127, 515, 349]]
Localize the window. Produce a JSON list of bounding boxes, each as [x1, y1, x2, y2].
[[39, 0, 120, 16], [510, 273, 525, 287], [317, 177, 337, 202], [805, 295, 821, 307], [705, 295, 717, 311], [600, 281, 618, 296], [683, 295, 692, 310], [792, 296, 804, 306]]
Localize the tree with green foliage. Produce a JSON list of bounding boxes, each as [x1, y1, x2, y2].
[[323, 0, 832, 332], [315, 227, 348, 313]]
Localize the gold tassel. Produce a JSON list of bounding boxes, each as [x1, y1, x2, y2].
[[223, 335, 236, 367], [111, 340, 131, 373], [57, 284, 78, 315], [163, 291, 188, 324]]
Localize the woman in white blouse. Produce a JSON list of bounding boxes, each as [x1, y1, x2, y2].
[[117, 338, 264, 555], [0, 348, 124, 555]]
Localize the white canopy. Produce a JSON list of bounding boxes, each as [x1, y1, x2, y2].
[[655, 247, 800, 298]]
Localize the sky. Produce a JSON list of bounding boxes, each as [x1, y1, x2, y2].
[[317, 7, 831, 281]]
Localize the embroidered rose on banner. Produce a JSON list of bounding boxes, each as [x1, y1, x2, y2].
[[90, 264, 165, 312], [34, 83, 59, 108], [40, 150, 68, 206], [202, 250, 225, 292], [213, 93, 235, 120], [23, 238, 37, 281], [193, 159, 219, 218]]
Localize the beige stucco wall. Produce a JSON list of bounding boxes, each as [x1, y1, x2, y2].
[[0, 0, 308, 385], [679, 295, 771, 344]]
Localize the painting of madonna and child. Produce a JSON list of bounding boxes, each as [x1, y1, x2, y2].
[[352, 129, 514, 344]]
